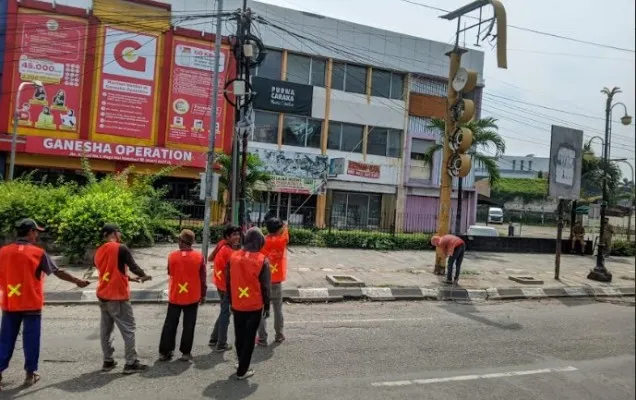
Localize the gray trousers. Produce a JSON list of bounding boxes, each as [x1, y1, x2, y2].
[[257, 283, 283, 340], [99, 300, 138, 365]]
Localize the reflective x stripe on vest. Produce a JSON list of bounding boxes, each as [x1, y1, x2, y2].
[[178, 282, 189, 294], [102, 272, 110, 282], [8, 283, 22, 297], [270, 264, 278, 274], [238, 287, 250, 298]]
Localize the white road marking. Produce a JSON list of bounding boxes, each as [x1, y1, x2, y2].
[[287, 317, 434, 325], [371, 366, 578, 387]]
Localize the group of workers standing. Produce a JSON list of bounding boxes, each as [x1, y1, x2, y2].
[[0, 216, 289, 390]]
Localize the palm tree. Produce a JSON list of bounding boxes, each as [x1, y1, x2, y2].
[[215, 153, 272, 222], [423, 117, 506, 233], [581, 141, 622, 204]]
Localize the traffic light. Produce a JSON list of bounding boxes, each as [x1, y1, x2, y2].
[[447, 67, 478, 178]]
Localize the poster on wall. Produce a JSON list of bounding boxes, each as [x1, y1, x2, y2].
[[11, 11, 88, 133], [167, 38, 229, 148], [95, 26, 158, 139], [347, 160, 381, 179]]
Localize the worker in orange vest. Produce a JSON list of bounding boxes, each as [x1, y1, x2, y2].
[[0, 218, 90, 389], [226, 227, 270, 380], [257, 218, 288, 345], [158, 229, 206, 362], [208, 224, 241, 351], [94, 224, 152, 374], [431, 234, 466, 284]]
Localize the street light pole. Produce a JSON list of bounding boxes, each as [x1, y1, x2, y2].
[[588, 87, 632, 283], [9, 80, 43, 180]]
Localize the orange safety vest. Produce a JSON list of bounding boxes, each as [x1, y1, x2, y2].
[[0, 243, 46, 312], [212, 242, 234, 291], [229, 250, 265, 312], [95, 241, 129, 301], [261, 228, 288, 284], [168, 249, 203, 305]]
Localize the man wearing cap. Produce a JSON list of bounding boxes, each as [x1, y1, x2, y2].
[[0, 218, 90, 388], [94, 223, 152, 374], [158, 230, 206, 362]]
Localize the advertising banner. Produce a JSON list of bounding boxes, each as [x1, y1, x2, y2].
[[95, 26, 159, 139], [167, 37, 229, 148], [11, 11, 88, 134], [250, 147, 328, 179], [252, 77, 313, 116], [347, 160, 381, 179], [548, 125, 583, 200], [25, 136, 206, 168]]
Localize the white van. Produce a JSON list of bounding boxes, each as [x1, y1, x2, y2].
[[487, 207, 504, 224]]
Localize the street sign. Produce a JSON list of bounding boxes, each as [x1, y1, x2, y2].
[[548, 125, 583, 200]]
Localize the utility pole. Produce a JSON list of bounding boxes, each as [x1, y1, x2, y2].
[[435, 0, 507, 274], [238, 1, 252, 230], [200, 0, 224, 259]]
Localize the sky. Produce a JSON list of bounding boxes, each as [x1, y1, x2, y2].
[[254, 0, 636, 179]]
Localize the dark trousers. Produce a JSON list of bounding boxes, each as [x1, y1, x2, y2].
[[210, 290, 231, 347], [159, 302, 198, 356], [447, 244, 466, 282], [0, 312, 41, 373], [233, 309, 262, 376]]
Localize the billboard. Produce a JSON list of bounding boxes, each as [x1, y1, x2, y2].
[[9, 10, 88, 135], [252, 77, 313, 116], [94, 26, 159, 140], [548, 125, 583, 200], [166, 37, 229, 148]]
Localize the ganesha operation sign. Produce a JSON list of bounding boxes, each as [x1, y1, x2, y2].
[[25, 137, 206, 168]]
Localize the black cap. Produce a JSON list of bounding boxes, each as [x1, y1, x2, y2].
[[16, 218, 45, 232], [101, 223, 120, 237]]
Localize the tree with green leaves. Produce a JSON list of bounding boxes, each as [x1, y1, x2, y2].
[[215, 153, 272, 222], [581, 142, 622, 205]]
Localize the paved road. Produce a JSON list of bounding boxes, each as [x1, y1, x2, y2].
[[1, 299, 634, 399]]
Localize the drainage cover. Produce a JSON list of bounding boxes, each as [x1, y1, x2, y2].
[[508, 276, 544, 285], [326, 275, 365, 287]]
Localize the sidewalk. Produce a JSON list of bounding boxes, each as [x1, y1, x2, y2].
[[45, 245, 635, 303]]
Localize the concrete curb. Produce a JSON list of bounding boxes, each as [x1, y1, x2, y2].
[[43, 286, 635, 304]]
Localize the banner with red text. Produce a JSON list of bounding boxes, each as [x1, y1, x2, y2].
[[10, 11, 88, 134], [167, 37, 229, 148], [94, 26, 159, 139], [25, 137, 206, 168], [347, 160, 381, 179]]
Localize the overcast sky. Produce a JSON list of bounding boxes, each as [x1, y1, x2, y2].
[[256, 0, 636, 178]]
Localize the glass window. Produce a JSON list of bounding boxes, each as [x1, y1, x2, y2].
[[257, 49, 282, 80], [387, 129, 402, 158], [286, 53, 311, 84], [311, 58, 326, 87], [345, 64, 367, 94], [512, 160, 516, 170], [327, 121, 342, 150], [282, 115, 322, 148], [340, 123, 364, 152], [520, 160, 525, 171], [332, 62, 345, 91], [253, 110, 279, 144], [331, 192, 383, 229], [390, 73, 404, 99], [306, 118, 322, 148], [529, 161, 533, 171], [371, 69, 391, 98], [367, 128, 388, 156], [368, 194, 382, 227]]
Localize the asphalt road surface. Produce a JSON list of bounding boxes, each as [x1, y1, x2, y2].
[[0, 298, 634, 400]]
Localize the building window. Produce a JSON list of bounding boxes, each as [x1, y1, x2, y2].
[[282, 114, 322, 148], [331, 191, 382, 229], [332, 62, 367, 94], [409, 138, 433, 180], [367, 127, 402, 157], [253, 110, 279, 144], [512, 160, 516, 170], [286, 53, 326, 87], [327, 121, 364, 153], [255, 49, 282, 80], [371, 69, 404, 100], [520, 160, 525, 171], [528, 160, 533, 171]]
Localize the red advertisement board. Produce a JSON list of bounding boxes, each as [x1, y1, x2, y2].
[[95, 26, 159, 139], [167, 37, 229, 148], [10, 11, 88, 134], [347, 160, 381, 179], [25, 136, 206, 168]]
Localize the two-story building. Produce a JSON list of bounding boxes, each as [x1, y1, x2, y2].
[[475, 154, 550, 180]]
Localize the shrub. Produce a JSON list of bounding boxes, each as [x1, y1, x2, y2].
[[610, 240, 636, 257], [287, 228, 315, 246], [317, 230, 432, 251]]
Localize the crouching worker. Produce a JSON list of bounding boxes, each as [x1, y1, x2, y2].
[[159, 229, 206, 362], [431, 234, 466, 285], [0, 219, 90, 389], [227, 228, 270, 380], [257, 218, 288, 345]]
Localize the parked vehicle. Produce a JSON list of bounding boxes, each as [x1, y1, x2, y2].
[[467, 225, 499, 237], [487, 207, 504, 224]]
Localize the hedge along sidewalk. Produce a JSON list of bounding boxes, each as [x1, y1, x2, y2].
[[46, 245, 635, 301]]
